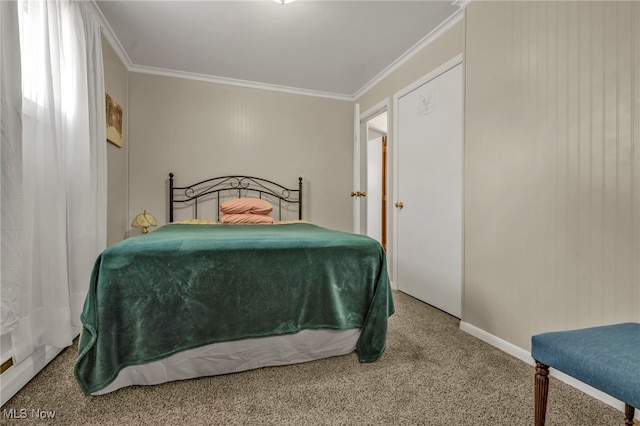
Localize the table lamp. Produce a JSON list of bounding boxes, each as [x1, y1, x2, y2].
[[131, 210, 157, 234]]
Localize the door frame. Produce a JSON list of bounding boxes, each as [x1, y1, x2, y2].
[[354, 99, 390, 235], [391, 53, 464, 290]]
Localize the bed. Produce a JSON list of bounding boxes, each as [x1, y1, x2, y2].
[[74, 174, 394, 395]]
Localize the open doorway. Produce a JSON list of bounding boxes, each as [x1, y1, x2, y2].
[[358, 107, 388, 250], [366, 115, 387, 249]]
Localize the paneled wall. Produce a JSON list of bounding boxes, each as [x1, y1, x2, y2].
[[102, 34, 129, 246], [128, 73, 354, 233], [464, 1, 640, 350]]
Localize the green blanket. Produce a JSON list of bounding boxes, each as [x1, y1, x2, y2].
[[74, 222, 394, 395]]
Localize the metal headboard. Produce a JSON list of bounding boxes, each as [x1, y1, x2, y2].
[[169, 173, 303, 222]]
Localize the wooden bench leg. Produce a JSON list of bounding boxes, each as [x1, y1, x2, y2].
[[535, 361, 550, 426], [624, 403, 635, 426]]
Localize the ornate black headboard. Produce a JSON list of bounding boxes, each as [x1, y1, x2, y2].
[[169, 173, 303, 222]]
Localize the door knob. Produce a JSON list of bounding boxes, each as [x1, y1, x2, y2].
[[359, 192, 366, 197], [351, 192, 357, 197], [395, 201, 404, 209]]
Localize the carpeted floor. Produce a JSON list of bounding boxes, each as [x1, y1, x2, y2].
[[0, 291, 630, 425]]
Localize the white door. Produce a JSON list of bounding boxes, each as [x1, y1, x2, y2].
[[395, 62, 462, 318]]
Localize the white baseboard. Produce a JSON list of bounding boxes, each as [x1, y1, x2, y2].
[[0, 345, 64, 407], [459, 321, 639, 420]]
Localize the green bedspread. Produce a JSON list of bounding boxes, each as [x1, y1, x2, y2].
[[74, 222, 394, 395]]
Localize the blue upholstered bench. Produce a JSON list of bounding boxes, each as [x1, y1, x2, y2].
[[531, 323, 640, 426]]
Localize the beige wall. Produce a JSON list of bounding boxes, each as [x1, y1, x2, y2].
[[127, 73, 354, 233], [464, 1, 640, 350], [102, 34, 129, 246]]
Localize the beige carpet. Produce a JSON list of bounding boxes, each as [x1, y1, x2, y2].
[[1, 291, 630, 425]]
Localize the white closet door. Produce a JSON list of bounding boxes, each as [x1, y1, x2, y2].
[[396, 63, 463, 318]]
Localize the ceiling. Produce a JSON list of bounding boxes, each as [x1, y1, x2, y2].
[[95, 1, 461, 99]]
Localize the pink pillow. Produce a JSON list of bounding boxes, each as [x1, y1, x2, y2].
[[219, 213, 275, 224], [220, 198, 273, 215]]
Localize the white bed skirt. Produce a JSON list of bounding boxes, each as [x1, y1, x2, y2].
[[94, 328, 361, 395]]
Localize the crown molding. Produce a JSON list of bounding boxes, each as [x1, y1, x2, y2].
[[129, 65, 353, 101], [451, 0, 471, 10], [353, 7, 464, 100], [91, 1, 351, 101], [89, 1, 133, 69], [91, 0, 463, 102]]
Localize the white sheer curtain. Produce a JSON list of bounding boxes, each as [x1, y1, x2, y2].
[[1, 0, 23, 336], [7, 0, 106, 364]]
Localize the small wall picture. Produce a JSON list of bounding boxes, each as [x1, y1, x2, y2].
[[106, 93, 123, 148]]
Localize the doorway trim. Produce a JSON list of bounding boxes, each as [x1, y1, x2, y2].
[[391, 53, 463, 288]]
